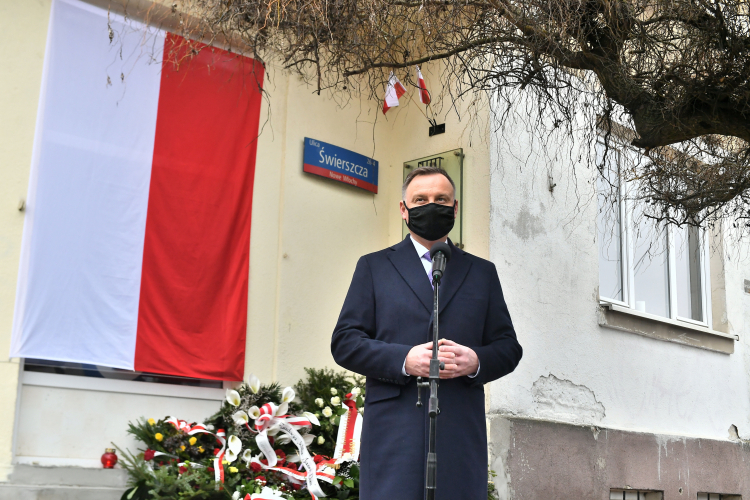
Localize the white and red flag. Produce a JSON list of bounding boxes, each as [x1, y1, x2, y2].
[[382, 72, 407, 114], [10, 0, 264, 380], [416, 66, 431, 104]]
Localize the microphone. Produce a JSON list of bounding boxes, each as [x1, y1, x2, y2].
[[430, 242, 452, 284]]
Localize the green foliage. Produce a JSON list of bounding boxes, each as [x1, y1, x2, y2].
[[204, 382, 283, 437], [290, 368, 364, 459], [487, 469, 499, 500], [119, 369, 365, 500], [117, 446, 152, 500], [329, 461, 359, 500], [118, 367, 493, 500], [126, 418, 216, 463]]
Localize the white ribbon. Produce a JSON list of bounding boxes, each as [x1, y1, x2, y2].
[[249, 403, 326, 498], [278, 420, 327, 498]]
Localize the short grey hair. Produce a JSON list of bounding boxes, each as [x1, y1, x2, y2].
[[401, 166, 456, 200]]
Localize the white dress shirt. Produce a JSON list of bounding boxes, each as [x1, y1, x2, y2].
[[401, 236, 479, 378]]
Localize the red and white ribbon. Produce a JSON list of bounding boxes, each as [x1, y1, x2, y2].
[[250, 404, 325, 498], [249, 456, 337, 500], [332, 393, 362, 463], [165, 417, 207, 434], [248, 394, 363, 500], [167, 416, 226, 489]]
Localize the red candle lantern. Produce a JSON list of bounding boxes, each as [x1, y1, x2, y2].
[[101, 448, 118, 469]]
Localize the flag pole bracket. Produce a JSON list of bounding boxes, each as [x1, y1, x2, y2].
[[428, 123, 445, 136]]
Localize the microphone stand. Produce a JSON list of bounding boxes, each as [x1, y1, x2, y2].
[[416, 251, 447, 500]]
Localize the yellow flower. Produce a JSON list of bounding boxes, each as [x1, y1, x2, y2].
[[154, 433, 164, 442], [222, 460, 229, 465], [228, 466, 238, 473], [180, 445, 186, 451], [198, 446, 205, 453], [148, 418, 156, 425], [189, 437, 197, 446]]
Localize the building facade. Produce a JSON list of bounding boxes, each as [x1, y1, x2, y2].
[[0, 1, 748, 499]]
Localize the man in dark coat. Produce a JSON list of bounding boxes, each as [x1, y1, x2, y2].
[[331, 166, 523, 500]]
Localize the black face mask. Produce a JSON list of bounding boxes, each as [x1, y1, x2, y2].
[[404, 202, 455, 241]]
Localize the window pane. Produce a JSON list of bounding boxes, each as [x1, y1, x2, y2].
[[597, 144, 622, 301], [674, 225, 703, 321], [632, 204, 670, 317]]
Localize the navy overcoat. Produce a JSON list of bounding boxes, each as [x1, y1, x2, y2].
[[331, 236, 523, 500]]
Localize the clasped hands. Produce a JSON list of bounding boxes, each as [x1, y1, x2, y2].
[[404, 339, 478, 379]]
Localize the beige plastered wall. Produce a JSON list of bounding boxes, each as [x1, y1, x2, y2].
[[0, 0, 490, 469], [251, 64, 491, 389], [0, 0, 53, 479]]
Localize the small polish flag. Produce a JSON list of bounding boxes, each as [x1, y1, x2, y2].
[[382, 72, 407, 114], [416, 66, 431, 105]]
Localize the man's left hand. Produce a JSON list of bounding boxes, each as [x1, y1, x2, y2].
[[437, 339, 479, 379]]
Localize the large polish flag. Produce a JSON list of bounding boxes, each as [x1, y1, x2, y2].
[[9, 0, 264, 380]]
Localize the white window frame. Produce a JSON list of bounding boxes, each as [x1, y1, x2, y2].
[[18, 358, 233, 398], [597, 140, 713, 329], [11, 358, 230, 468]]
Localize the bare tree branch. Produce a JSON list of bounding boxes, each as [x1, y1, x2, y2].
[[161, 0, 750, 226]]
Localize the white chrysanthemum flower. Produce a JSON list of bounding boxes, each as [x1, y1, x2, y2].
[[256, 486, 285, 499], [358, 407, 364, 415], [330, 388, 337, 395], [330, 396, 341, 406], [351, 387, 361, 396], [315, 398, 325, 407], [321, 406, 333, 418], [226, 389, 241, 407], [317, 436, 325, 445]]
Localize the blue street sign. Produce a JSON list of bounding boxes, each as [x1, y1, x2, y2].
[[303, 138, 379, 193]]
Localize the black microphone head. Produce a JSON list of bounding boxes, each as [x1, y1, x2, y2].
[[430, 242, 452, 262]]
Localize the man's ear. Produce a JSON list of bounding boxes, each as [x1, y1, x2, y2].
[[453, 200, 458, 218], [400, 200, 409, 222]]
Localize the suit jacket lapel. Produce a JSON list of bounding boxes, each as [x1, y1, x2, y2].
[[386, 236, 433, 313], [438, 241, 472, 314]]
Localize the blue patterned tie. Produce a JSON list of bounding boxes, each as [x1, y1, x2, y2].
[[423, 251, 433, 288]]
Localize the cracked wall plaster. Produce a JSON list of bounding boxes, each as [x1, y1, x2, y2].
[[531, 374, 606, 424], [502, 203, 544, 241], [488, 95, 750, 442]]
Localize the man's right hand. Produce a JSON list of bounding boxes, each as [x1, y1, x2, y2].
[[404, 340, 457, 377]]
